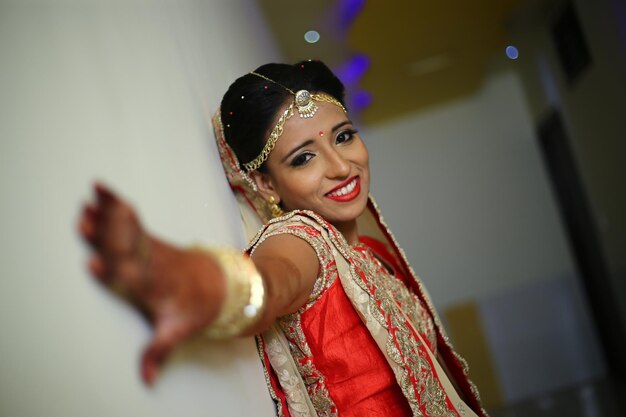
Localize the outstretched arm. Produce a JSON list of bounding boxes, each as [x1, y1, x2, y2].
[[78, 183, 319, 385]]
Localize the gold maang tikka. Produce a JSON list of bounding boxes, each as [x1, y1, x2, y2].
[[242, 71, 347, 173]]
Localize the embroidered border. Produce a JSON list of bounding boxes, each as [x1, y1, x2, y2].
[[349, 248, 458, 417], [277, 314, 338, 417], [352, 246, 437, 353], [256, 334, 287, 417], [367, 197, 485, 414]]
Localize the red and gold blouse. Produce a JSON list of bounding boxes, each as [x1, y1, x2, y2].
[[248, 211, 484, 417]]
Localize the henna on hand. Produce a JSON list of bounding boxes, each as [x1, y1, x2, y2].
[[78, 182, 225, 385]]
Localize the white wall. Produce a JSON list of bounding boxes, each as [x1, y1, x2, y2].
[[364, 71, 576, 307], [0, 1, 280, 416]]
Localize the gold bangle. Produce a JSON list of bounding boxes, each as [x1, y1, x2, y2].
[[194, 247, 265, 339]]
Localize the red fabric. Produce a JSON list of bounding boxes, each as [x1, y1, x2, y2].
[[300, 278, 413, 417]]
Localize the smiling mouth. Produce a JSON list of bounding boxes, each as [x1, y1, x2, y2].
[[325, 176, 361, 202]]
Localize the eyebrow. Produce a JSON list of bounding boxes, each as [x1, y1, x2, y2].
[[281, 119, 353, 163], [282, 139, 315, 162]]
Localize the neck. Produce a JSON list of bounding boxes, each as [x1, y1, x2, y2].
[[332, 219, 359, 246]]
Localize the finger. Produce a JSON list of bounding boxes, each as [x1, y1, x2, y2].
[[89, 254, 106, 281], [95, 202, 139, 256], [79, 215, 93, 240], [140, 324, 181, 385], [89, 185, 146, 276], [94, 182, 118, 204], [84, 203, 98, 220], [94, 181, 115, 198], [78, 204, 97, 243]]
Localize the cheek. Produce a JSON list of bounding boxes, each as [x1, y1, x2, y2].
[[278, 170, 323, 204], [356, 142, 370, 168]]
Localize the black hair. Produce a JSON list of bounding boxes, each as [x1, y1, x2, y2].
[[220, 60, 346, 172]]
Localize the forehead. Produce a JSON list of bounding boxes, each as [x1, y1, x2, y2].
[[275, 101, 348, 148]]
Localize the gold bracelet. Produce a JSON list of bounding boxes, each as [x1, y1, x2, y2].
[[193, 247, 265, 339]]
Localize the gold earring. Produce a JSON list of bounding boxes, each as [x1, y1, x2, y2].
[[268, 196, 284, 218]]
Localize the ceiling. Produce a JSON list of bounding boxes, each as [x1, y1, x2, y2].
[[257, 0, 532, 125]]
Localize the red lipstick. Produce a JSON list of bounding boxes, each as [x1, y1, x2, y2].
[[325, 176, 361, 202]]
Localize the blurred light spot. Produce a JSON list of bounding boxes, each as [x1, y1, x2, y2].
[[304, 30, 320, 43], [506, 45, 519, 60], [338, 0, 366, 27], [334, 54, 370, 87], [350, 90, 373, 111]]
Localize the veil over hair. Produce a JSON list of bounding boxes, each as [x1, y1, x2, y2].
[[212, 110, 274, 238]]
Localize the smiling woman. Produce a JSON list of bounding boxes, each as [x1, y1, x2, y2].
[[252, 101, 370, 243], [79, 60, 487, 417]]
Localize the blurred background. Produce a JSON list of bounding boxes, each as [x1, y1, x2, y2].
[[1, 0, 624, 416]]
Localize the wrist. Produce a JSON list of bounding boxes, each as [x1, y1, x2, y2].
[[193, 247, 266, 339]]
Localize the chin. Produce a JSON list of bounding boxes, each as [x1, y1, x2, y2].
[[325, 196, 369, 224]]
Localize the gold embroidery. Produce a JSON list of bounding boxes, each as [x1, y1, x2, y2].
[[278, 313, 338, 417], [368, 196, 483, 412], [314, 214, 459, 417], [352, 246, 437, 353]]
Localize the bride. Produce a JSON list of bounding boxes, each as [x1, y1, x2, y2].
[[79, 60, 486, 417]]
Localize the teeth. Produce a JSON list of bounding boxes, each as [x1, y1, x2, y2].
[[328, 178, 357, 197]]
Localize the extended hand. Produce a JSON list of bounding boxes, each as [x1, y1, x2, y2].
[[78, 183, 224, 385]]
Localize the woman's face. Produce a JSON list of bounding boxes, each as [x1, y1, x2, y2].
[[253, 101, 370, 227]]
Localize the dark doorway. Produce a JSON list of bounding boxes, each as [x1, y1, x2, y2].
[[537, 108, 626, 379]]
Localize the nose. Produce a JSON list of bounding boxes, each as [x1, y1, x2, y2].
[[326, 148, 351, 179]]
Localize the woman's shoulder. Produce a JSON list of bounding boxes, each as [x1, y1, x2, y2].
[[246, 209, 346, 253], [247, 210, 342, 309]]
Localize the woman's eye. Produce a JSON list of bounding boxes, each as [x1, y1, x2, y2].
[[335, 129, 358, 144], [290, 152, 314, 167]]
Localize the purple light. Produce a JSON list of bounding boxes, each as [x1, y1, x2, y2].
[[350, 90, 373, 111], [334, 54, 371, 87], [338, 0, 366, 27]]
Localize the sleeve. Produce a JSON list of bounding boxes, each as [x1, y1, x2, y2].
[[248, 214, 338, 309]]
